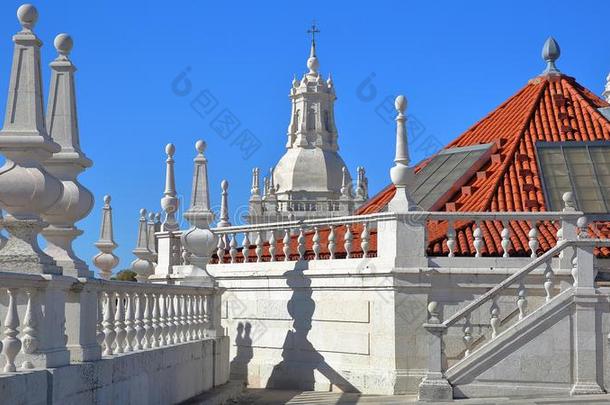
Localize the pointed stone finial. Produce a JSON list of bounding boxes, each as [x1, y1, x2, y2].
[[327, 73, 333, 87], [268, 167, 276, 196], [356, 166, 368, 200], [42, 32, 94, 277], [131, 208, 154, 282], [292, 75, 299, 88], [389, 95, 415, 212], [0, 5, 63, 274], [147, 212, 157, 262], [307, 42, 320, 74], [93, 195, 119, 280], [154, 212, 161, 231], [250, 167, 261, 198], [340, 166, 352, 198], [181, 140, 217, 271], [160, 143, 179, 231], [541, 37, 561, 75], [218, 180, 231, 228], [17, 4, 38, 32]]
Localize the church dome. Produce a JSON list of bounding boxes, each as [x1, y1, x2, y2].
[[273, 146, 350, 196]]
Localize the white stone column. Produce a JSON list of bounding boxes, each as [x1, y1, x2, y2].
[[388, 95, 416, 213], [41, 33, 94, 278], [0, 5, 63, 275]]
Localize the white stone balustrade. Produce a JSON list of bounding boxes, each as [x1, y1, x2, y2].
[[0, 271, 222, 373]]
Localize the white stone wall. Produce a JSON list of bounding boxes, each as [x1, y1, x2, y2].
[[0, 337, 229, 405]]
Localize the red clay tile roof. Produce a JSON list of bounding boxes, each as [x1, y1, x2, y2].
[[215, 73, 610, 264], [357, 73, 610, 257]]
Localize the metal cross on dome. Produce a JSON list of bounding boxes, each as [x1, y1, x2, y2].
[[307, 21, 320, 43]]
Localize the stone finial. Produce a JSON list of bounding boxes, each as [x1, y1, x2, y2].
[[218, 180, 231, 228], [427, 301, 440, 324], [307, 41, 319, 74], [42, 33, 94, 277], [541, 37, 561, 75], [388, 95, 415, 212], [562, 191, 575, 211], [181, 140, 217, 269], [0, 5, 63, 274], [250, 167, 261, 198], [268, 167, 276, 196], [160, 143, 179, 231], [340, 166, 352, 198], [146, 212, 158, 262], [355, 166, 368, 200], [93, 195, 119, 280], [603, 73, 610, 103], [131, 208, 154, 282]]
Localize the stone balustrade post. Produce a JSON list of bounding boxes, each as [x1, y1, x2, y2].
[[559, 192, 578, 270], [418, 302, 452, 401]]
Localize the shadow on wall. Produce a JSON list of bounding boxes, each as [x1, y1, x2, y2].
[[265, 261, 359, 393], [230, 321, 253, 381]]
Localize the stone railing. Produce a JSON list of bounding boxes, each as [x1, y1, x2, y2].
[[210, 204, 585, 264], [0, 273, 221, 374], [418, 230, 610, 400]]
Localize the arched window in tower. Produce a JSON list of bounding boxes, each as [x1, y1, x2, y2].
[[324, 110, 330, 131], [307, 107, 316, 130]]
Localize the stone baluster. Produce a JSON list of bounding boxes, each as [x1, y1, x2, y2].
[[0, 5, 63, 276], [181, 295, 188, 342], [21, 289, 39, 369], [473, 221, 483, 258], [361, 223, 370, 258], [229, 234, 237, 263], [282, 229, 290, 261], [96, 292, 105, 347], [167, 294, 176, 345], [528, 223, 539, 258], [501, 225, 511, 258], [197, 295, 205, 339], [192, 295, 199, 340], [517, 279, 527, 320], [255, 231, 263, 262], [159, 294, 168, 346], [102, 291, 116, 356], [344, 225, 353, 258], [152, 294, 161, 348], [143, 293, 153, 349], [269, 231, 277, 261], [462, 314, 473, 358], [490, 299, 500, 339], [114, 292, 126, 354], [185, 295, 193, 341], [242, 232, 250, 263], [312, 227, 320, 260], [297, 228, 306, 260], [93, 195, 119, 280], [131, 209, 154, 282], [134, 293, 144, 351], [446, 221, 456, 257], [216, 236, 225, 264], [2, 288, 21, 372], [174, 294, 182, 343], [571, 255, 578, 287], [328, 225, 336, 259], [124, 293, 135, 352], [544, 262, 554, 302]]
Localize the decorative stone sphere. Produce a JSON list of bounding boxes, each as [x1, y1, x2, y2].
[[195, 140, 206, 153], [165, 143, 175, 156], [103, 195, 111, 205], [562, 191, 574, 207], [17, 4, 38, 29], [181, 226, 217, 261], [221, 179, 228, 191], [307, 55, 319, 73], [54, 33, 73, 56], [394, 95, 407, 113], [427, 301, 438, 315]]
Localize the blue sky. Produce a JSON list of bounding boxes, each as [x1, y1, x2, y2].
[[0, 1, 609, 275]]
